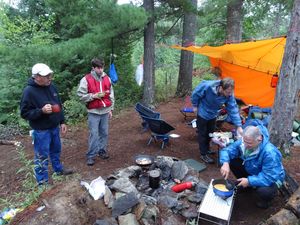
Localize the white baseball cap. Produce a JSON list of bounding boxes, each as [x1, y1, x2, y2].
[[32, 63, 53, 76]]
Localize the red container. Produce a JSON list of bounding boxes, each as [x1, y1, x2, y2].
[[171, 182, 194, 193], [51, 104, 61, 113]]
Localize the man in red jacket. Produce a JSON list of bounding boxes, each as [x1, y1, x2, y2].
[[77, 58, 114, 166]]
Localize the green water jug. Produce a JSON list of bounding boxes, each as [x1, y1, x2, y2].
[[293, 120, 300, 133], [251, 112, 268, 120]]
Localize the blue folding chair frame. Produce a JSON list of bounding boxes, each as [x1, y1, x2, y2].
[[141, 116, 175, 149], [180, 96, 195, 121], [180, 107, 195, 121], [135, 102, 160, 131]]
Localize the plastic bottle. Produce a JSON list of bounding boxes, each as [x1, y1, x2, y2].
[[1, 208, 21, 222], [171, 182, 195, 192]]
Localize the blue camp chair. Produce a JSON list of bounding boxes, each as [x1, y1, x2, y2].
[[180, 96, 195, 121], [141, 116, 175, 149], [135, 102, 160, 131]]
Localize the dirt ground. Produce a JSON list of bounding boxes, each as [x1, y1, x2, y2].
[[1, 97, 300, 225]]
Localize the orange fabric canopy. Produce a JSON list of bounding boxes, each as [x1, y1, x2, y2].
[[171, 37, 286, 107]]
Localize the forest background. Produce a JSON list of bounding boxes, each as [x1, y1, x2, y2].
[[0, 0, 294, 129]]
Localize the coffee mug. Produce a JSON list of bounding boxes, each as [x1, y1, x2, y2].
[[52, 104, 61, 113]]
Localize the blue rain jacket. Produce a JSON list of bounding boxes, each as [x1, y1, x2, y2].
[[191, 80, 242, 127], [219, 124, 285, 187]]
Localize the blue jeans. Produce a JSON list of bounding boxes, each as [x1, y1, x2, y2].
[[33, 127, 63, 184], [87, 112, 109, 159]]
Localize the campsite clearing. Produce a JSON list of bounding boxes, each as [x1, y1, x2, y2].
[[1, 98, 299, 225]]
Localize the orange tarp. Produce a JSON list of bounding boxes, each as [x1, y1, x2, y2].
[[171, 37, 286, 107]]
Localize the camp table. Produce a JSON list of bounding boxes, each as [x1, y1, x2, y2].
[[197, 179, 236, 225]]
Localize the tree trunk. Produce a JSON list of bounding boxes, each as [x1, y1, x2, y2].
[[176, 0, 197, 97], [268, 0, 300, 153], [226, 0, 244, 43], [142, 0, 155, 107]]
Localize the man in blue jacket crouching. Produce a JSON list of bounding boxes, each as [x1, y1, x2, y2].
[[219, 125, 285, 209]]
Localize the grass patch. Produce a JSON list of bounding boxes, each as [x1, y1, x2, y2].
[[0, 143, 44, 210], [0, 142, 77, 212]]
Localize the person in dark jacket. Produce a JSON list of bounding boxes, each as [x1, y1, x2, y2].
[[191, 78, 243, 164], [20, 63, 73, 185], [220, 125, 285, 209]]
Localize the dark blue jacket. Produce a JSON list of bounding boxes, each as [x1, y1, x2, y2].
[[20, 78, 65, 130], [220, 124, 285, 187], [191, 80, 242, 127]]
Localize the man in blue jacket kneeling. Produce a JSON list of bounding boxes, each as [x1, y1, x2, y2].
[[219, 125, 285, 209]]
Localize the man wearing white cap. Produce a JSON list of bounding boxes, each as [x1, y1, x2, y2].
[[20, 63, 74, 185]]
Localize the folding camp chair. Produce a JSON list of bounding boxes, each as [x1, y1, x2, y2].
[[180, 96, 195, 121], [135, 102, 160, 131], [141, 116, 175, 149]]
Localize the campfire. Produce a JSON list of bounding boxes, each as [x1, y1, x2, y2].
[[95, 155, 209, 225]]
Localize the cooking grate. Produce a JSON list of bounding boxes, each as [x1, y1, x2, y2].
[[197, 179, 236, 225]]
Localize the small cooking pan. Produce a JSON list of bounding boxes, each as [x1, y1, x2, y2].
[[135, 154, 154, 167], [212, 179, 235, 199]]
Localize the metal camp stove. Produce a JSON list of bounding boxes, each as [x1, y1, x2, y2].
[[197, 179, 236, 225]]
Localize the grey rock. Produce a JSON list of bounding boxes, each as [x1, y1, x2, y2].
[[180, 205, 198, 219], [171, 161, 189, 181], [134, 200, 147, 220], [104, 186, 114, 209], [285, 187, 300, 217], [115, 165, 142, 179], [110, 177, 139, 194], [141, 205, 159, 224], [187, 193, 204, 203], [112, 192, 139, 217], [118, 213, 139, 225], [161, 214, 184, 225], [265, 208, 299, 225], [158, 195, 178, 209], [94, 218, 118, 225]]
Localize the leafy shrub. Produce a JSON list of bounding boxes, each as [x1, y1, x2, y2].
[[63, 86, 87, 124]]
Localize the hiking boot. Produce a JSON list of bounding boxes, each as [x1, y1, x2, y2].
[[56, 168, 74, 176], [207, 150, 216, 155], [256, 200, 271, 209], [200, 154, 215, 164], [87, 158, 95, 166], [99, 152, 109, 160]]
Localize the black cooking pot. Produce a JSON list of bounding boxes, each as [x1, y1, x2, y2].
[[212, 179, 235, 199]]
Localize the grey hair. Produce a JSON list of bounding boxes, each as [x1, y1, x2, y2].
[[243, 126, 262, 140], [220, 78, 235, 90]]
